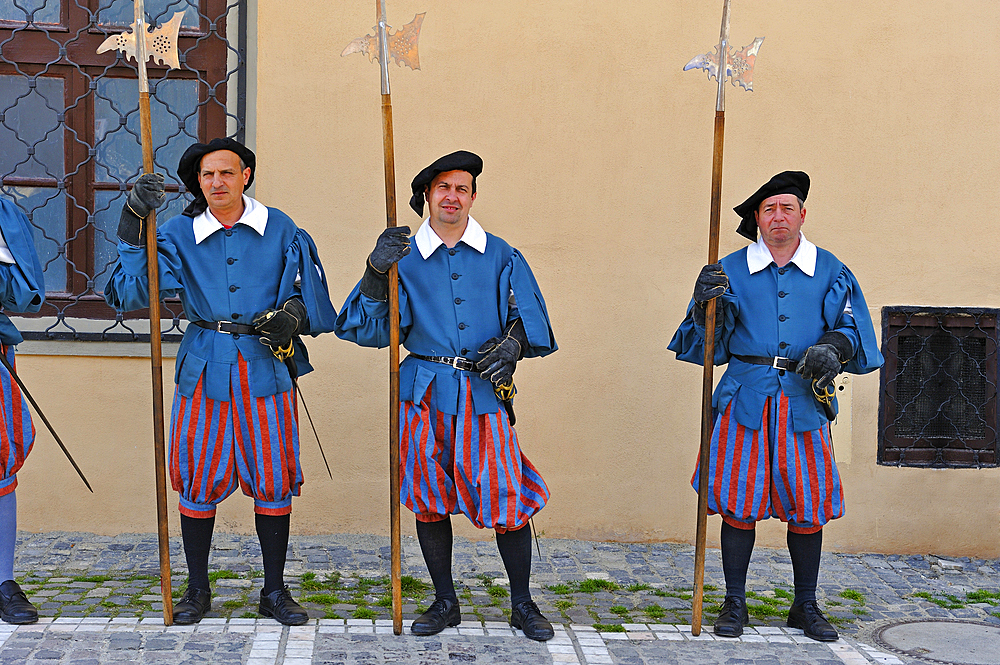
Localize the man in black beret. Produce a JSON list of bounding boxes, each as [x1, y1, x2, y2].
[[336, 151, 559, 640], [669, 171, 883, 641], [105, 138, 338, 626]]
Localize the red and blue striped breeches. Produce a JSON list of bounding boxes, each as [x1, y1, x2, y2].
[[169, 354, 301, 518], [400, 377, 549, 533], [0, 345, 34, 497], [692, 392, 843, 534]]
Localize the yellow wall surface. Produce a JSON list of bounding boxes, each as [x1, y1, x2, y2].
[[14, 1, 1000, 557]]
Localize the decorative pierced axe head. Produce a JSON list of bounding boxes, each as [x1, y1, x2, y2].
[[342, 12, 425, 70], [97, 11, 184, 70], [684, 37, 764, 91]]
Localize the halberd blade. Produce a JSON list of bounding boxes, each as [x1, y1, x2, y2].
[[97, 11, 184, 70], [341, 13, 425, 70]]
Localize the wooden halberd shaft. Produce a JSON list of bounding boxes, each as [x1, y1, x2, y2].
[[133, 0, 174, 626], [377, 0, 403, 636], [691, 109, 725, 637]]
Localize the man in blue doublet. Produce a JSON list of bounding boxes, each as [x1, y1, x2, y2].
[[336, 151, 558, 640], [669, 171, 883, 641], [105, 138, 337, 626]]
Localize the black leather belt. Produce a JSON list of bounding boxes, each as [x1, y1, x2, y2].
[[409, 353, 476, 372], [733, 354, 799, 372], [192, 320, 259, 335]]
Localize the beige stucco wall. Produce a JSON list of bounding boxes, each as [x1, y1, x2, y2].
[[13, 0, 1000, 557]]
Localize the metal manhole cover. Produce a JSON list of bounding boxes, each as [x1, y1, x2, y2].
[[871, 619, 1000, 665]]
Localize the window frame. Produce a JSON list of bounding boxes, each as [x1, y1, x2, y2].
[[878, 306, 999, 468], [0, 0, 236, 325]]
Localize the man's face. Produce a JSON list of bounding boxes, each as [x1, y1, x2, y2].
[[755, 193, 806, 247], [197, 150, 250, 215], [426, 170, 476, 228]]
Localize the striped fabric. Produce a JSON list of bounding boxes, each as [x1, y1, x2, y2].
[[169, 354, 301, 518], [0, 345, 34, 497], [401, 377, 548, 533], [692, 392, 843, 534]]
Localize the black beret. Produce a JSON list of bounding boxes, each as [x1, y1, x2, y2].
[[409, 150, 483, 216], [177, 138, 256, 217], [733, 171, 810, 241]]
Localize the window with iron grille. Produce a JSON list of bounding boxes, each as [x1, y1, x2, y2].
[[0, 0, 248, 341], [879, 307, 999, 468]]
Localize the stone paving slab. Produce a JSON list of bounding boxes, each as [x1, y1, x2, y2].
[[5, 531, 1000, 663], [0, 618, 914, 664]]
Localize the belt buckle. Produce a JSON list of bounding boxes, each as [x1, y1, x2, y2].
[[772, 356, 790, 370], [216, 321, 230, 334], [452, 357, 473, 371]]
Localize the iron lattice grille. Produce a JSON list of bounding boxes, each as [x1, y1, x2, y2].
[[879, 307, 999, 468], [0, 0, 247, 342]]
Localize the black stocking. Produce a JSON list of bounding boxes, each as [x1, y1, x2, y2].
[[256, 513, 290, 595], [496, 525, 532, 606], [720, 521, 756, 599], [415, 517, 457, 602], [180, 514, 215, 592], [787, 528, 823, 605]]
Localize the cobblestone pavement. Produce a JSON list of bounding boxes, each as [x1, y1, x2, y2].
[[1, 531, 997, 663]]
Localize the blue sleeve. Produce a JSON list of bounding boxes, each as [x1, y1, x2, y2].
[[667, 292, 739, 366], [279, 229, 337, 336], [334, 279, 413, 349], [0, 200, 44, 314], [823, 266, 883, 374], [502, 249, 557, 357], [103, 234, 183, 312]]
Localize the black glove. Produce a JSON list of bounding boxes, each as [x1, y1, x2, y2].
[[369, 226, 411, 273], [117, 173, 166, 247], [796, 332, 852, 389], [359, 226, 411, 301], [253, 297, 308, 349], [693, 263, 728, 304], [476, 319, 528, 388], [796, 344, 840, 389]]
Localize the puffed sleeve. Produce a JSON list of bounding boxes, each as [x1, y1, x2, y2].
[[0, 199, 44, 314], [334, 280, 413, 349], [668, 291, 739, 366], [499, 249, 557, 358], [822, 265, 883, 374], [277, 228, 337, 336], [103, 234, 184, 312]]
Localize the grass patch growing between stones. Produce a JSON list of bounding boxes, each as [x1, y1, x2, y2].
[[593, 623, 625, 632], [839, 589, 865, 604], [911, 591, 965, 609]]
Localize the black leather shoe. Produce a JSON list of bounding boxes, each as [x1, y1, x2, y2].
[[713, 595, 749, 638], [259, 586, 309, 625], [411, 598, 461, 636], [0, 580, 37, 624], [511, 600, 555, 641], [173, 587, 211, 625], [787, 600, 838, 641]]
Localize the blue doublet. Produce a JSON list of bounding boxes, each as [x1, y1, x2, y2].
[[0, 199, 44, 343], [104, 204, 337, 401], [669, 244, 883, 433], [335, 229, 557, 416]]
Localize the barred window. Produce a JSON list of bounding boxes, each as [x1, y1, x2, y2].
[[879, 307, 999, 468], [0, 0, 248, 341]]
